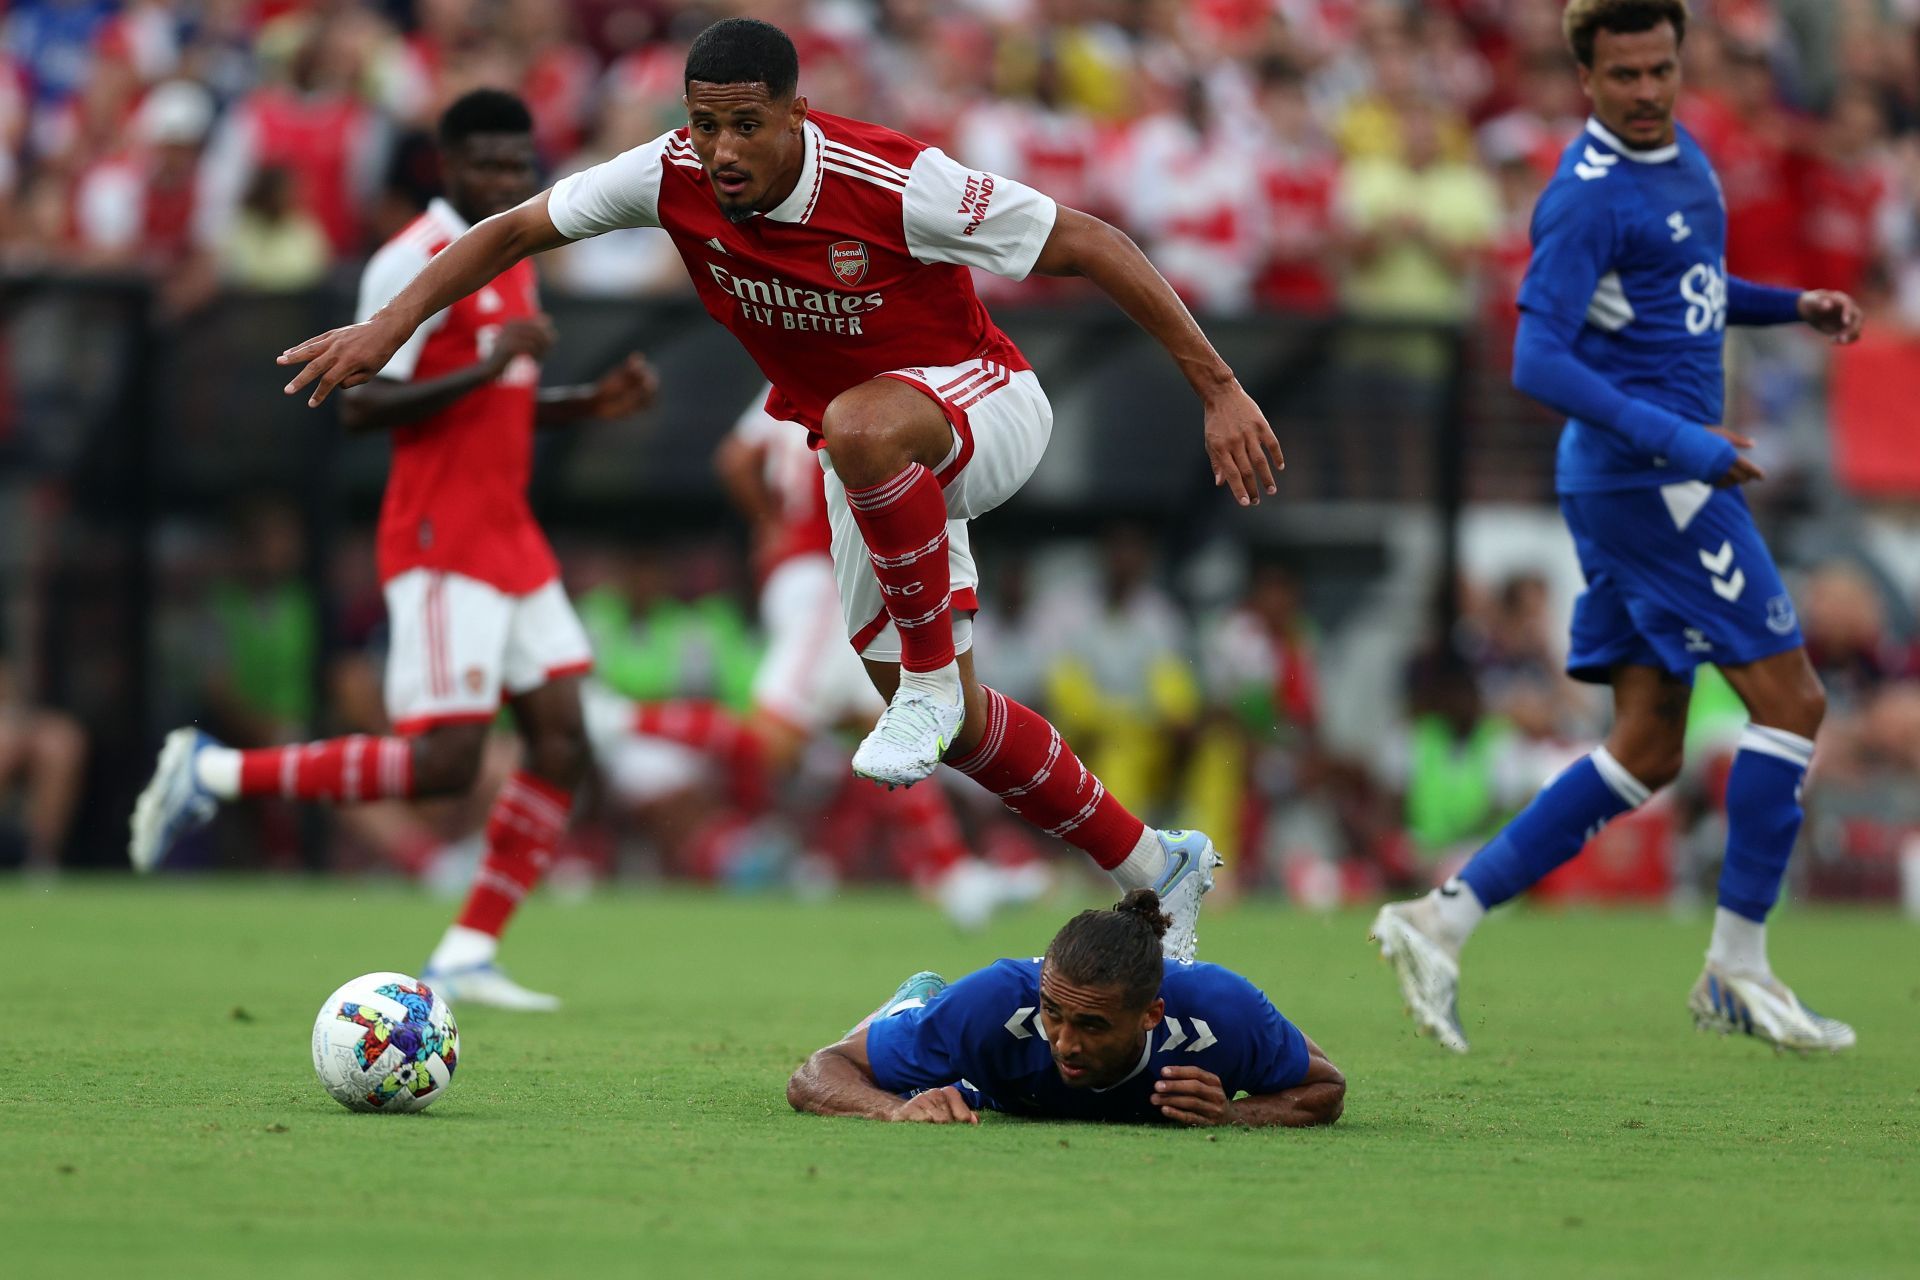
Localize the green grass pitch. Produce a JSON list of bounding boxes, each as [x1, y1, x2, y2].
[[3, 881, 1915, 1277]]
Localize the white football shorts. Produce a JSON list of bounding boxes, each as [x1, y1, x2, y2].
[[823, 358, 1052, 663], [383, 570, 593, 734]]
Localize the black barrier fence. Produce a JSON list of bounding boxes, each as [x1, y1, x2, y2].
[[0, 274, 1558, 866]]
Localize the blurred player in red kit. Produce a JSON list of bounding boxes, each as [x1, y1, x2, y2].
[[131, 90, 657, 1010], [277, 20, 1286, 962]]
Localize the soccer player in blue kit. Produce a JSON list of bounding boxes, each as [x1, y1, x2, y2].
[[787, 891, 1345, 1126], [1370, 0, 1864, 1055]]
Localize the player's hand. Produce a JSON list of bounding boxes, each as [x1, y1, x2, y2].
[[584, 352, 659, 419], [1797, 290, 1863, 345], [1154, 1065, 1241, 1127], [1203, 382, 1284, 507], [1705, 426, 1766, 488], [279, 315, 411, 408], [889, 1086, 979, 1125], [486, 314, 559, 373]]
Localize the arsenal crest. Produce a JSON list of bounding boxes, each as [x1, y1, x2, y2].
[[829, 240, 868, 286]]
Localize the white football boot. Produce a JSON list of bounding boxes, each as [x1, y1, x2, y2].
[[128, 727, 221, 873], [852, 685, 965, 787], [1369, 898, 1470, 1053], [1688, 964, 1856, 1053], [1151, 830, 1222, 964], [421, 963, 561, 1013]]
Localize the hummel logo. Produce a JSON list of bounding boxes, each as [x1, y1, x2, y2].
[[1700, 540, 1745, 601], [1668, 212, 1692, 242], [705, 237, 728, 255], [1003, 1007, 1044, 1040], [1575, 145, 1619, 181]]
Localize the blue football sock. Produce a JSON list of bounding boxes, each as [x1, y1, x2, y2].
[[1457, 748, 1651, 909], [1716, 725, 1815, 922]]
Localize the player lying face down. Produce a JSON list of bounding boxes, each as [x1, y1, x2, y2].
[[786, 891, 1345, 1127]]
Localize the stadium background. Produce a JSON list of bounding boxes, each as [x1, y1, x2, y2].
[[3, 0, 1920, 915]]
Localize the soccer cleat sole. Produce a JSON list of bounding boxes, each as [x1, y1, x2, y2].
[[1369, 910, 1470, 1054], [128, 728, 204, 874]]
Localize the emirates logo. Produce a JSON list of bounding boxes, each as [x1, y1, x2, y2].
[[829, 241, 868, 286]]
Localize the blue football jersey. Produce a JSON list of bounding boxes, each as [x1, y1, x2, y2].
[[864, 958, 1310, 1122], [1518, 119, 1733, 492]]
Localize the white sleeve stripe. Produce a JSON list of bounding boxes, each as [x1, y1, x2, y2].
[[822, 160, 907, 192], [822, 141, 911, 181], [667, 157, 704, 170]]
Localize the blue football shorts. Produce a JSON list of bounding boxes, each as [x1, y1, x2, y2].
[[1560, 482, 1804, 684]]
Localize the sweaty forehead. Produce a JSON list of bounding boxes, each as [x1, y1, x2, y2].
[[686, 81, 784, 115], [1039, 965, 1132, 1017]]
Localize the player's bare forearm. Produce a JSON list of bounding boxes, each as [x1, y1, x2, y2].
[[536, 353, 658, 428], [280, 195, 570, 407], [340, 364, 500, 434], [787, 1031, 978, 1124], [1030, 206, 1283, 505], [787, 1044, 896, 1119], [1154, 1038, 1344, 1129], [1031, 207, 1234, 397]]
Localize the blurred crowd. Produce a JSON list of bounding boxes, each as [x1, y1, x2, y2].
[[6, 0, 1920, 899], [9, 489, 1917, 912], [5, 0, 1920, 325]]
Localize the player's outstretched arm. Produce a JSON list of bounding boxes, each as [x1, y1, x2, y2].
[[279, 193, 572, 408], [786, 1026, 979, 1125], [1154, 1035, 1345, 1129], [535, 352, 659, 428], [1030, 207, 1283, 508], [339, 316, 557, 434]]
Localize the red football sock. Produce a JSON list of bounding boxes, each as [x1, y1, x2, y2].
[[844, 463, 954, 673], [947, 687, 1144, 869], [456, 772, 571, 938], [237, 736, 414, 802], [630, 700, 770, 811], [879, 776, 970, 885]]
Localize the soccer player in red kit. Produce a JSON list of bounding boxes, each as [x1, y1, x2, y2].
[[277, 21, 1285, 961], [130, 90, 657, 1009]]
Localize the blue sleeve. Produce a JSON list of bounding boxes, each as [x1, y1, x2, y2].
[[1512, 183, 1734, 483], [1202, 971, 1311, 1097], [864, 965, 1014, 1094], [1726, 276, 1802, 326]]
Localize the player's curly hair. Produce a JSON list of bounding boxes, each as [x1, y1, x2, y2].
[[684, 18, 799, 100], [1044, 890, 1171, 1010], [1562, 0, 1689, 67]]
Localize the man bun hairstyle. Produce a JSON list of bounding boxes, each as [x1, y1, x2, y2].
[[1044, 889, 1171, 1010], [438, 88, 533, 148], [1562, 0, 1689, 68], [685, 18, 799, 100]]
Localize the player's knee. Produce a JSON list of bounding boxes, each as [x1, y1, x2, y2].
[[820, 389, 907, 466], [410, 728, 487, 796], [524, 724, 592, 788], [1789, 675, 1828, 738]]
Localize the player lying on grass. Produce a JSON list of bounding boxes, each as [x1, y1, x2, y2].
[[275, 17, 1288, 961], [1369, 0, 1862, 1054], [786, 890, 1345, 1126]]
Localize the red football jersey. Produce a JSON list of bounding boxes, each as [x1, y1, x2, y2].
[[547, 111, 1056, 435], [357, 198, 557, 594]]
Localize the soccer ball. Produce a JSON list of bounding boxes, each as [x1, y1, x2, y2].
[[310, 972, 459, 1113]]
